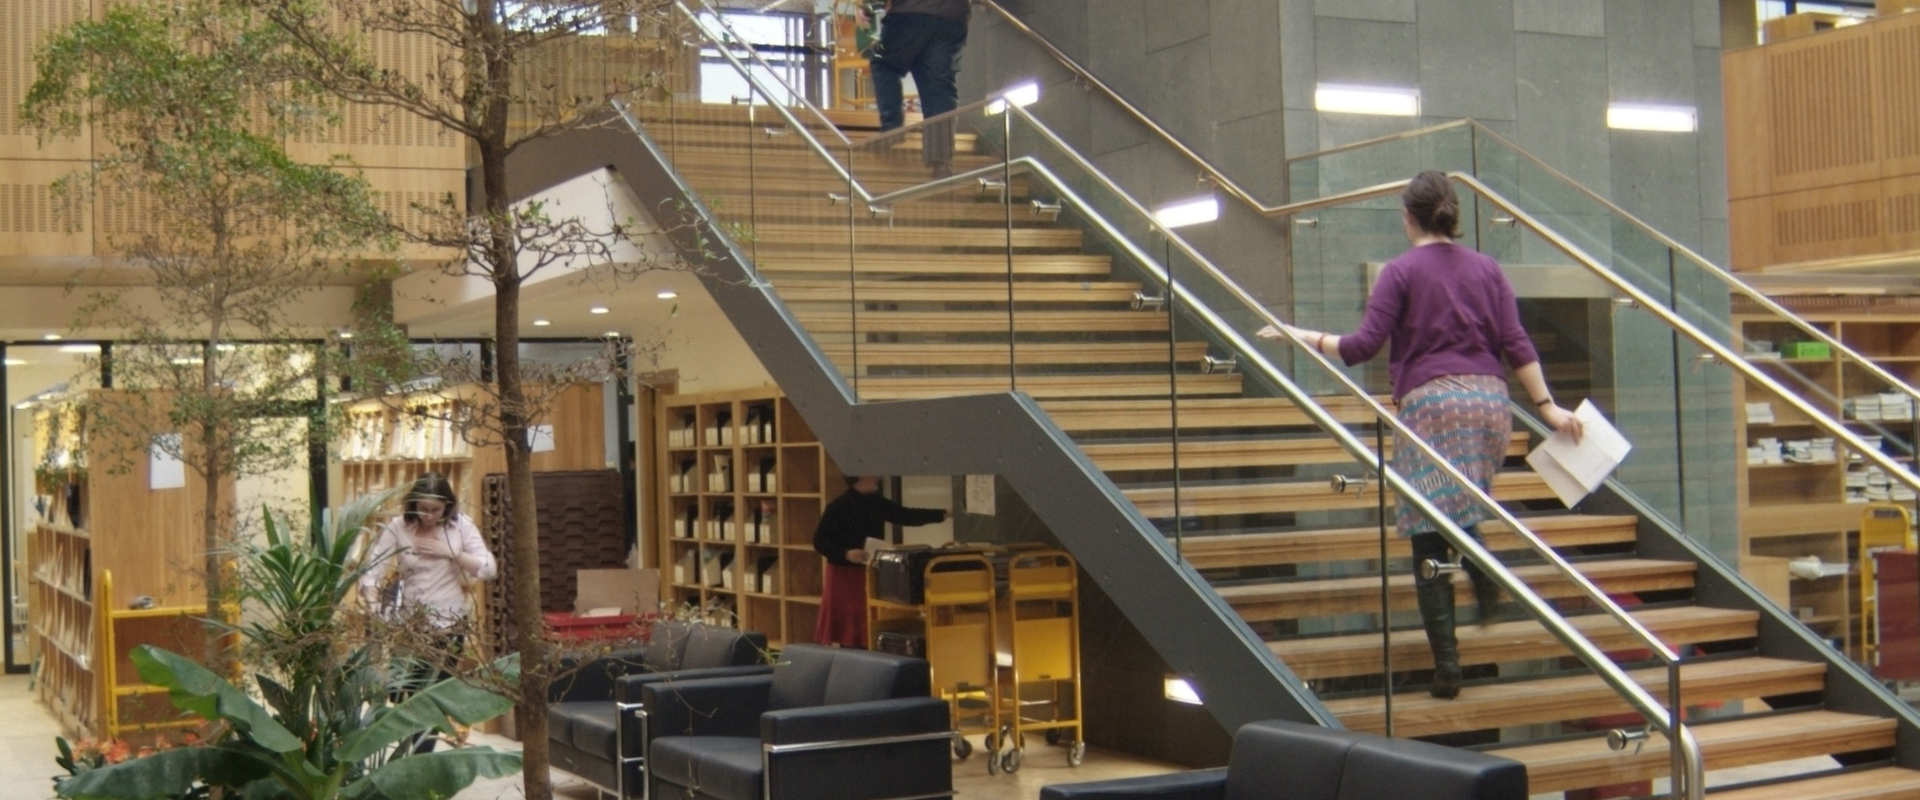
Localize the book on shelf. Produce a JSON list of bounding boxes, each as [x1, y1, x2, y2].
[[708, 454, 733, 493], [674, 549, 696, 584], [669, 414, 698, 448], [678, 505, 699, 539], [706, 409, 733, 447]]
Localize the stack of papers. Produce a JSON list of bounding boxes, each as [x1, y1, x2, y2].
[[1846, 395, 1882, 421], [1783, 438, 1837, 464], [1749, 438, 1784, 465], [1745, 402, 1776, 425], [1882, 392, 1914, 421], [1525, 400, 1632, 508], [1845, 393, 1913, 421]]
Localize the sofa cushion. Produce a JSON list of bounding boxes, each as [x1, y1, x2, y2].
[[645, 621, 692, 672], [1335, 736, 1525, 800], [649, 735, 763, 800], [822, 648, 930, 706], [570, 705, 620, 761], [549, 701, 602, 744], [769, 644, 836, 710], [683, 625, 763, 670], [1224, 720, 1364, 800]]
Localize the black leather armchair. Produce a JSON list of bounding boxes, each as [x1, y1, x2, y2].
[[1039, 719, 1525, 800], [548, 621, 772, 798], [641, 643, 954, 800]]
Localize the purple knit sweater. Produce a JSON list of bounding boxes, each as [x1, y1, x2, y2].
[[1335, 242, 1539, 401]]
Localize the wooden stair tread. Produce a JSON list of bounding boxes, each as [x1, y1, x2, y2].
[[852, 372, 1245, 401], [1325, 657, 1826, 737], [1706, 767, 1920, 799], [750, 223, 1082, 249], [756, 253, 1111, 276], [1083, 432, 1527, 472], [1043, 396, 1392, 432], [1495, 710, 1895, 794], [1223, 558, 1697, 620], [1179, 514, 1640, 569], [1124, 471, 1559, 516], [773, 279, 1142, 303], [820, 341, 1207, 366], [792, 309, 1169, 333], [1271, 605, 1759, 679]]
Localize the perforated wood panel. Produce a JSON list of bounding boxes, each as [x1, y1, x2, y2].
[[1767, 36, 1876, 185], [359, 167, 466, 260], [283, 10, 462, 171], [0, 159, 90, 257], [0, 0, 90, 160], [1881, 22, 1920, 167]]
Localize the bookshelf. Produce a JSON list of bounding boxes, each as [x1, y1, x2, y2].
[[1735, 297, 1920, 658], [26, 392, 221, 738], [657, 388, 841, 647]]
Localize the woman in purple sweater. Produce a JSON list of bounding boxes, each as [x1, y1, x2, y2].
[[1260, 170, 1584, 699]]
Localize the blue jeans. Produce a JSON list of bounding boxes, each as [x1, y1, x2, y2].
[[870, 12, 967, 165]]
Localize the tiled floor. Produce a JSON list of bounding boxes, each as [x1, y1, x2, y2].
[[0, 672, 1179, 800]]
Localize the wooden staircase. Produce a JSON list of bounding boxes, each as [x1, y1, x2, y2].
[[638, 103, 1920, 799]]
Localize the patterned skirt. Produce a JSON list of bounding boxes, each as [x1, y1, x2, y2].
[[1391, 373, 1513, 537]]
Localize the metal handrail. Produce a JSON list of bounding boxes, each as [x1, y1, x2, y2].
[[979, 0, 1920, 415], [999, 148, 1706, 799], [685, 0, 854, 146], [656, 11, 1708, 794]]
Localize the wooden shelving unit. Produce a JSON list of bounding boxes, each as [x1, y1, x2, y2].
[[657, 388, 841, 648], [1735, 297, 1920, 659], [26, 392, 221, 738], [336, 382, 607, 511]]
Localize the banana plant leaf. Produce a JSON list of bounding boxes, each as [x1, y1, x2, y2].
[[133, 646, 303, 754], [340, 750, 523, 800], [56, 743, 273, 800], [334, 654, 520, 763]]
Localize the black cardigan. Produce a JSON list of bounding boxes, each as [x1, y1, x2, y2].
[[813, 488, 946, 567]]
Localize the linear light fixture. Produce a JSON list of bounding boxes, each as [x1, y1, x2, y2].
[[1154, 195, 1220, 229], [59, 344, 100, 354], [4, 358, 25, 366], [1164, 677, 1202, 705], [657, 289, 679, 300], [1315, 83, 1420, 117], [1606, 103, 1697, 133], [590, 305, 611, 314], [533, 318, 552, 327], [986, 81, 1041, 115], [42, 333, 61, 341]]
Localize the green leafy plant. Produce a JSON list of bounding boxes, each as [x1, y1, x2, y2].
[[53, 645, 520, 800]]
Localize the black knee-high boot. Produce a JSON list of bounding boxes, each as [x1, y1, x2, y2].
[[1415, 575, 1461, 699], [1465, 559, 1503, 627]]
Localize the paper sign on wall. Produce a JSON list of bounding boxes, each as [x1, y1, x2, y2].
[[965, 474, 995, 516], [529, 424, 555, 453], [150, 433, 186, 490]]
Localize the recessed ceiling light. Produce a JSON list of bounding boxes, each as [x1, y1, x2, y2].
[[589, 305, 610, 314], [337, 330, 355, 339], [59, 344, 101, 354], [605, 330, 621, 337], [42, 333, 61, 341], [656, 290, 679, 300], [533, 319, 552, 327], [4, 358, 26, 366]]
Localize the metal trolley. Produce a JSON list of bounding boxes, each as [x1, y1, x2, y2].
[[987, 548, 1084, 773], [868, 550, 1007, 771]]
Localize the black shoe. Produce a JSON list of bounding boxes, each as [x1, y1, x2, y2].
[[1430, 660, 1461, 699]]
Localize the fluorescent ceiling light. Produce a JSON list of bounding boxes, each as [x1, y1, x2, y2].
[[1164, 677, 1202, 705], [590, 305, 611, 315], [1154, 195, 1220, 229], [170, 357, 204, 366], [59, 344, 100, 354], [1315, 83, 1420, 117], [337, 330, 355, 339], [605, 330, 621, 337], [42, 333, 61, 341], [657, 289, 679, 300], [4, 358, 26, 366], [533, 319, 552, 327], [1606, 103, 1697, 132], [986, 81, 1041, 114]]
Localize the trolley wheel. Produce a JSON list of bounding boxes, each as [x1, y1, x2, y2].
[[986, 746, 1000, 776], [953, 736, 973, 760], [1068, 741, 1086, 767], [983, 732, 996, 754], [1045, 728, 1062, 746], [1000, 748, 1023, 774]]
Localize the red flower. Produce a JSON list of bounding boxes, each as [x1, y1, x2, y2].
[[104, 740, 132, 764]]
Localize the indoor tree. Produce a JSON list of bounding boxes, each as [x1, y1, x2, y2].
[[22, 0, 393, 632], [237, 2, 694, 796]]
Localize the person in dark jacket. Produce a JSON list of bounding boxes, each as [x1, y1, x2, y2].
[[813, 475, 947, 647], [859, 0, 970, 177]]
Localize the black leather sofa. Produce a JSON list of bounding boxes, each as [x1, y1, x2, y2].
[[1039, 719, 1525, 800], [547, 620, 772, 798], [640, 643, 955, 800]]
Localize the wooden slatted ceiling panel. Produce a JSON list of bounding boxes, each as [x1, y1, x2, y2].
[[1882, 22, 1920, 162], [1768, 38, 1875, 179]]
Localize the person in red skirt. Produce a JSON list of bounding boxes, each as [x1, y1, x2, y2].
[[813, 475, 948, 648]]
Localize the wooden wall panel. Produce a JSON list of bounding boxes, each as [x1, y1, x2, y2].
[[1766, 29, 1878, 194], [0, 159, 90, 258], [1768, 181, 1887, 265], [1723, 47, 1773, 201], [0, 0, 90, 161], [1879, 20, 1920, 174], [359, 166, 466, 261], [1729, 196, 1771, 270], [283, 11, 463, 171], [1886, 174, 1920, 253]]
